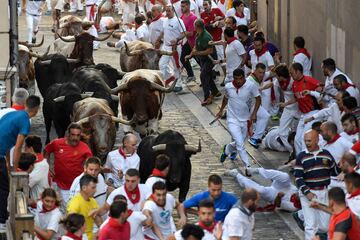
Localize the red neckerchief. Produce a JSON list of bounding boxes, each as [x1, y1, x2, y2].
[[279, 78, 291, 91], [255, 46, 268, 58], [198, 221, 216, 233], [125, 185, 140, 204], [226, 37, 237, 45], [119, 147, 128, 159], [326, 134, 341, 144], [344, 83, 356, 89], [35, 153, 44, 163], [293, 48, 311, 59], [108, 217, 126, 228], [12, 104, 25, 110], [64, 232, 82, 240], [149, 194, 166, 207], [40, 201, 57, 213], [151, 168, 166, 178], [151, 13, 163, 22], [220, 0, 226, 4], [232, 80, 243, 94], [290, 194, 302, 209], [264, 76, 276, 102], [348, 188, 360, 199], [347, 128, 359, 135], [150, 0, 156, 4], [128, 209, 133, 217], [235, 10, 244, 18]]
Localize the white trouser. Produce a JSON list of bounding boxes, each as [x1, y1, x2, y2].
[[52, 182, 69, 212], [251, 105, 270, 140], [26, 13, 42, 43], [70, 0, 83, 11], [261, 86, 280, 116], [226, 121, 250, 166], [46, 0, 52, 10], [215, 45, 224, 60], [159, 45, 181, 87], [121, 1, 136, 24], [51, 0, 65, 11], [278, 108, 300, 152], [299, 189, 330, 240], [294, 110, 319, 154], [86, 6, 100, 49]]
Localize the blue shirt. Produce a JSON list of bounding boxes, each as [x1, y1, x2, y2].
[[183, 191, 238, 221], [0, 111, 30, 157]]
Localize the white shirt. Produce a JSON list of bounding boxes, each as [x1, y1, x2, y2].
[[263, 127, 289, 152], [225, 7, 250, 23], [249, 49, 274, 72], [312, 103, 343, 132], [222, 207, 254, 240], [34, 201, 62, 240], [174, 224, 217, 240], [293, 52, 312, 76], [68, 173, 108, 207], [145, 176, 166, 190], [195, 0, 218, 13], [274, 78, 299, 112], [26, 0, 45, 16], [172, 0, 200, 18], [143, 194, 176, 240], [225, 40, 246, 81], [340, 131, 359, 144], [346, 85, 360, 106], [346, 192, 360, 218], [149, 17, 165, 45], [323, 136, 352, 164], [136, 24, 150, 42], [324, 68, 353, 106], [106, 184, 151, 211], [162, 16, 185, 51], [104, 149, 140, 188], [0, 108, 15, 119], [225, 80, 260, 123], [29, 159, 50, 200]]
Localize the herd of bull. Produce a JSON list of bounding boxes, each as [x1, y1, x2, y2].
[[17, 14, 201, 200]]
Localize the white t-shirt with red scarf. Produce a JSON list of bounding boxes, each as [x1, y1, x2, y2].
[[104, 148, 140, 188], [174, 221, 219, 240], [34, 201, 62, 240], [323, 135, 352, 164], [225, 37, 246, 83], [293, 48, 312, 76], [249, 48, 274, 72], [346, 188, 360, 218]]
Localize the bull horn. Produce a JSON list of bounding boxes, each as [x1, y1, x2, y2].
[[157, 49, 174, 56], [30, 45, 50, 59], [67, 58, 81, 64], [94, 31, 113, 41], [82, 21, 94, 29], [111, 95, 120, 101], [117, 70, 126, 79], [53, 96, 65, 102], [152, 144, 167, 152], [57, 33, 76, 42], [124, 42, 142, 56], [111, 116, 133, 125], [81, 92, 94, 98], [184, 139, 201, 153], [19, 35, 44, 48], [39, 60, 51, 65], [111, 82, 128, 94], [76, 117, 90, 125], [149, 77, 178, 93]]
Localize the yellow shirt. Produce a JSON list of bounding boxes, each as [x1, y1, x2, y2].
[[67, 193, 99, 240]]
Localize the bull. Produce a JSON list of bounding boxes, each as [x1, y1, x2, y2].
[[111, 69, 177, 136], [137, 130, 201, 202], [73, 97, 132, 160], [43, 82, 93, 143], [94, 63, 125, 89], [120, 41, 173, 72]]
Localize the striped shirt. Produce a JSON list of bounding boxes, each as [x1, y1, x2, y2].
[[294, 148, 340, 195]]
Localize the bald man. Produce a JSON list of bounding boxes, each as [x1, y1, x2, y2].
[[104, 133, 140, 188], [294, 130, 340, 240]]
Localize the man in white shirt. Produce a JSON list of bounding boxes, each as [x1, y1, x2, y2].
[[104, 133, 140, 188], [321, 58, 353, 107], [96, 169, 151, 216], [149, 4, 165, 47], [145, 154, 170, 190], [84, 0, 102, 49], [320, 121, 352, 164], [333, 74, 360, 106], [69, 0, 83, 14], [216, 68, 261, 167], [344, 172, 360, 218], [158, 4, 186, 91], [292, 36, 312, 76], [225, 0, 250, 26], [24, 135, 50, 201], [0, 88, 29, 119], [143, 181, 187, 240], [223, 188, 259, 240], [68, 157, 108, 207], [22, 0, 46, 43], [340, 113, 359, 144], [329, 152, 360, 190]]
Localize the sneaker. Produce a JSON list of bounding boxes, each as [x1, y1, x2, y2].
[[292, 212, 304, 231], [248, 137, 259, 148], [201, 97, 212, 106], [107, 42, 116, 48], [44, 10, 52, 16], [221, 110, 227, 119], [186, 76, 196, 82], [224, 169, 239, 177], [173, 86, 183, 92], [271, 115, 280, 121], [219, 145, 227, 163], [229, 152, 237, 161]]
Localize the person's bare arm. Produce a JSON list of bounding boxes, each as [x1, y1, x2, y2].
[[216, 96, 228, 118], [176, 201, 187, 228], [34, 226, 55, 240], [229, 237, 240, 240], [13, 134, 26, 169], [332, 232, 347, 240], [94, 215, 103, 227]]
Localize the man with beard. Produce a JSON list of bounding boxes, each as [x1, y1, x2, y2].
[[340, 113, 360, 143], [143, 181, 187, 240], [44, 123, 92, 210], [222, 188, 259, 240], [329, 152, 360, 190], [173, 199, 223, 240]]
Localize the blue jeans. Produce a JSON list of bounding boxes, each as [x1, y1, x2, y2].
[[0, 158, 9, 223]]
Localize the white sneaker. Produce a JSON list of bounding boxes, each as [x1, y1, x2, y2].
[[224, 169, 239, 177]]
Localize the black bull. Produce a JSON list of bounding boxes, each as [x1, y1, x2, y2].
[[137, 130, 201, 202]]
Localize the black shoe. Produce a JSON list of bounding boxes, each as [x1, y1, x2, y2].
[[292, 211, 304, 231]]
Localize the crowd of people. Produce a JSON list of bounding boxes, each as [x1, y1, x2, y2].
[[2, 0, 360, 239]]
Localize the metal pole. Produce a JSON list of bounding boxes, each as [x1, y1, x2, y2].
[[9, 0, 19, 90]]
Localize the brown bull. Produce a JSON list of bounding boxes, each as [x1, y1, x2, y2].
[[120, 41, 173, 72], [73, 97, 132, 161], [111, 69, 176, 137], [57, 15, 93, 37]]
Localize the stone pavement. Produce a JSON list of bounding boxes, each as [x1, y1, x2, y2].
[[17, 13, 302, 239]]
